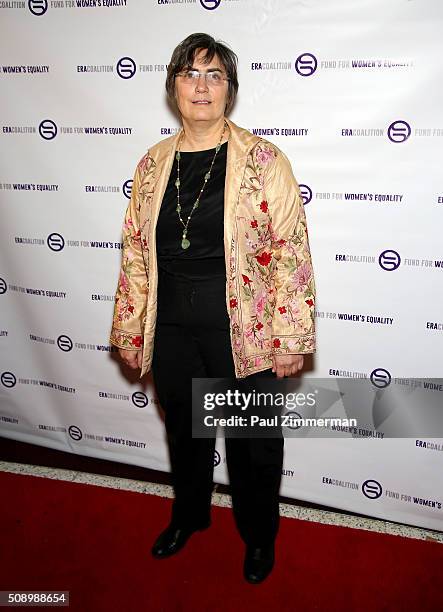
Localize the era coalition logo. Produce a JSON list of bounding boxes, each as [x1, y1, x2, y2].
[[57, 335, 73, 352], [123, 179, 133, 199], [116, 57, 136, 79], [68, 425, 83, 441], [294, 53, 318, 77], [131, 391, 149, 408], [47, 233, 65, 252], [387, 120, 411, 143], [0, 278, 7, 295], [341, 119, 411, 140], [214, 450, 221, 466], [1, 372, 17, 388], [378, 249, 401, 271], [362, 479, 383, 499], [39, 119, 57, 140], [200, 0, 221, 9], [299, 184, 312, 205], [28, 0, 48, 16], [282, 410, 303, 430], [370, 368, 391, 389]]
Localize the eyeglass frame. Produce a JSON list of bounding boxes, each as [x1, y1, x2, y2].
[[175, 69, 230, 85]]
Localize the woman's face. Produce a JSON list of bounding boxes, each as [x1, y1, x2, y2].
[[174, 49, 229, 126]]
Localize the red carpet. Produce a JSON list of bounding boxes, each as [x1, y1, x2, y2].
[[1, 470, 442, 611]]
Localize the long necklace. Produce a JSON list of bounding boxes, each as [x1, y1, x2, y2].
[[175, 120, 227, 250]]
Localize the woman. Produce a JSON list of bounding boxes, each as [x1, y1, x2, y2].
[[110, 33, 316, 584]]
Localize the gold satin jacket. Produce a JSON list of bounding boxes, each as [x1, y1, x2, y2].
[[109, 118, 316, 379]]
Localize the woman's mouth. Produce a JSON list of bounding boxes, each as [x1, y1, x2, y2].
[[192, 100, 211, 104]]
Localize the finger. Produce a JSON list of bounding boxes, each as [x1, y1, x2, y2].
[[137, 350, 143, 368], [276, 364, 286, 378]]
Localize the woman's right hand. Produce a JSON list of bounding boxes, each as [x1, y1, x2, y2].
[[118, 348, 142, 370]]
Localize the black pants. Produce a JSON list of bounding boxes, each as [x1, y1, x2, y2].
[[151, 265, 284, 547]]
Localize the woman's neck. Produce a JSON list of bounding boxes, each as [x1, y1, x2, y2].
[[179, 118, 228, 152]]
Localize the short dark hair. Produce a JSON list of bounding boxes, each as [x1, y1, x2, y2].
[[166, 33, 239, 114]]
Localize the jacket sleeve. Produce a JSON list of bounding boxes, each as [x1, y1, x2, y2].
[[109, 155, 150, 351], [263, 146, 316, 355]]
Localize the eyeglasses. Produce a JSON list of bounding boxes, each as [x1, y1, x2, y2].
[[175, 70, 229, 86]]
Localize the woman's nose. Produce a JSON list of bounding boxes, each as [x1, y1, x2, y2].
[[195, 74, 209, 93]]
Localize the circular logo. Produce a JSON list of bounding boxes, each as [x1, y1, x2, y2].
[[123, 179, 133, 200], [28, 0, 48, 16], [68, 425, 82, 441], [282, 410, 303, 430], [200, 0, 221, 10], [57, 335, 73, 352], [294, 53, 317, 77], [47, 233, 65, 252], [378, 249, 401, 271], [387, 120, 411, 143], [299, 184, 312, 205], [132, 391, 149, 408], [362, 479, 382, 499], [116, 57, 136, 80], [370, 368, 391, 389], [0, 278, 7, 295], [214, 450, 221, 466], [1, 372, 16, 388], [39, 119, 57, 140]]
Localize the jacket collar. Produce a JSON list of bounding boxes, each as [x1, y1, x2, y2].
[[149, 117, 260, 168]]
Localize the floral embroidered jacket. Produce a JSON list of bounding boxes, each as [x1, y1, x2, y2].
[[109, 117, 316, 379]]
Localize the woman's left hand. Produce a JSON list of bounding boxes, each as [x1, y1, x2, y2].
[[272, 354, 304, 378]]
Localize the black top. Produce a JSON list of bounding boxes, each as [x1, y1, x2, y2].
[[155, 141, 228, 279]]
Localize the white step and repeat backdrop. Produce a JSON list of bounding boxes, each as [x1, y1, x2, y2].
[[1, 0, 443, 531]]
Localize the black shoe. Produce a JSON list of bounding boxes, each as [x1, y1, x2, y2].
[[243, 543, 275, 583], [151, 521, 210, 559]]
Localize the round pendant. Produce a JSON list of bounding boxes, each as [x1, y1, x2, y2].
[[181, 238, 190, 249]]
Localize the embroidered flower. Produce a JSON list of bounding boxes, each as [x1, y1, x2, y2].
[[123, 218, 133, 232], [256, 146, 275, 166], [273, 338, 281, 348], [294, 262, 312, 291], [253, 288, 267, 317], [115, 293, 136, 322], [131, 335, 142, 348], [119, 270, 130, 293], [138, 154, 151, 175], [278, 306, 286, 314], [306, 299, 314, 307], [242, 274, 252, 286], [256, 251, 272, 267], [230, 298, 238, 308], [244, 323, 255, 344], [260, 201, 268, 213], [256, 322, 263, 331], [250, 219, 258, 228]]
